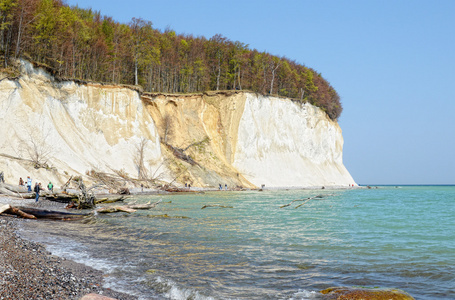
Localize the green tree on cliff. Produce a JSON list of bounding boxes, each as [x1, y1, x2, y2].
[[0, 0, 343, 120]]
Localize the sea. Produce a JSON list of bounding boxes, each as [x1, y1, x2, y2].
[[17, 185, 455, 300]]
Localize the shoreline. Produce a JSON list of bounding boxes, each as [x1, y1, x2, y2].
[[0, 185, 362, 299], [0, 196, 138, 300]]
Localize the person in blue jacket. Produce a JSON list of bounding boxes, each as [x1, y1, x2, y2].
[[34, 182, 41, 202]]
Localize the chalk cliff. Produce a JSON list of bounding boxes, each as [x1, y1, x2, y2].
[[0, 61, 355, 188]]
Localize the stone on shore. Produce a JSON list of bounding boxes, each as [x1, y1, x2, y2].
[[0, 215, 137, 300], [80, 293, 118, 300], [320, 287, 415, 299]]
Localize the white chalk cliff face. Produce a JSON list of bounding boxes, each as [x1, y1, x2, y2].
[[0, 61, 163, 186], [0, 61, 355, 188], [233, 94, 355, 187]]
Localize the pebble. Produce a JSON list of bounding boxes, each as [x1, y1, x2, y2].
[[0, 212, 137, 300]]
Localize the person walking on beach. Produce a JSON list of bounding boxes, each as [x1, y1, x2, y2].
[[19, 177, 24, 186], [27, 176, 32, 192], [47, 181, 53, 192], [34, 182, 41, 202]]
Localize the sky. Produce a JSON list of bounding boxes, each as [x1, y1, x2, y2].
[[65, 0, 455, 185]]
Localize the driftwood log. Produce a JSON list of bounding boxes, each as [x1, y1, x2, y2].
[[126, 199, 161, 209], [97, 206, 137, 213], [0, 204, 89, 220], [280, 195, 328, 209], [0, 204, 10, 214], [201, 204, 233, 209], [0, 183, 32, 198], [95, 196, 126, 204], [0, 204, 36, 219], [44, 193, 79, 203], [97, 199, 162, 214], [17, 207, 89, 220]]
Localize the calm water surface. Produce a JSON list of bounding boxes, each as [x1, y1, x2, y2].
[[18, 186, 455, 299]]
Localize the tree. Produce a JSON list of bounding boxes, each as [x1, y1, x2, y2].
[[162, 113, 173, 143], [269, 56, 280, 94], [0, 0, 342, 120], [32, 0, 59, 61], [134, 138, 148, 180], [0, 0, 17, 66], [207, 34, 229, 90]]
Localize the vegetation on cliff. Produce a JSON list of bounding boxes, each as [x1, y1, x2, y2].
[[0, 0, 342, 119]]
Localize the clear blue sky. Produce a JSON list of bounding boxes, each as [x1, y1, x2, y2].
[[66, 0, 455, 185]]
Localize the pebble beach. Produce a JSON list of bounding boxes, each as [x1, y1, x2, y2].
[[0, 197, 137, 300]]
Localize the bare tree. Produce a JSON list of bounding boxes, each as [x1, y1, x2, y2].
[[269, 60, 280, 95], [134, 138, 148, 180], [17, 128, 53, 169], [162, 113, 173, 143], [149, 158, 169, 182]]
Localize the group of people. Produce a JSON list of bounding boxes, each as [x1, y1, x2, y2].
[[219, 183, 228, 190], [18, 176, 54, 202]]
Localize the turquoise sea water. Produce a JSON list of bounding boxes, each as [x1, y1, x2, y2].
[[18, 186, 455, 299]]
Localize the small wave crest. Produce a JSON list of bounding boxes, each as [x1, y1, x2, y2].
[[148, 276, 215, 300], [288, 289, 321, 300]]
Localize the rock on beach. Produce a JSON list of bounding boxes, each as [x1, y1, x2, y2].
[[320, 286, 415, 299]]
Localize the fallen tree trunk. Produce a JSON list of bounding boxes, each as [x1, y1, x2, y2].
[[0, 183, 28, 194], [17, 207, 89, 220], [0, 187, 20, 197], [0, 204, 11, 214], [97, 206, 137, 214], [165, 187, 199, 193], [126, 199, 161, 209], [1, 205, 37, 219], [0, 204, 88, 220], [201, 204, 233, 209], [279, 195, 327, 209], [44, 193, 79, 203], [95, 196, 126, 204]]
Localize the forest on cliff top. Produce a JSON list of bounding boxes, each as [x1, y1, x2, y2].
[[0, 0, 342, 119]]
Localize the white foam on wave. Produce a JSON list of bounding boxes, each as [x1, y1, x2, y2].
[[16, 225, 156, 298], [288, 289, 320, 300], [18, 226, 116, 273], [152, 276, 215, 300]]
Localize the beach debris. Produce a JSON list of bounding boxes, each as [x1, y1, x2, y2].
[[0, 204, 36, 219], [0, 204, 11, 214], [280, 194, 329, 209], [201, 204, 233, 209], [126, 199, 162, 209], [46, 193, 79, 203], [0, 182, 32, 198], [319, 286, 415, 299], [95, 196, 126, 204], [164, 186, 199, 193], [96, 199, 162, 214], [163, 142, 198, 166], [74, 178, 96, 209], [96, 206, 137, 214], [118, 187, 130, 195], [61, 175, 73, 192], [0, 204, 89, 220], [16, 207, 89, 220], [146, 214, 190, 219]]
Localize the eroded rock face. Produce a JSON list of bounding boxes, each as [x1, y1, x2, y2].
[[145, 92, 356, 188], [320, 287, 415, 300], [232, 93, 355, 187], [0, 61, 163, 186], [0, 60, 356, 188]]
